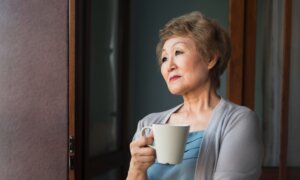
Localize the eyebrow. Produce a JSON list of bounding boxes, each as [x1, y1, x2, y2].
[[162, 41, 188, 53]]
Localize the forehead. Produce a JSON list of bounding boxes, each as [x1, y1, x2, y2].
[[162, 36, 196, 50]]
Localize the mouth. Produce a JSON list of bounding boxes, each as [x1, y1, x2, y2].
[[169, 75, 181, 82]]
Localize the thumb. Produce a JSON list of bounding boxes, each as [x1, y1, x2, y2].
[[148, 131, 154, 138]]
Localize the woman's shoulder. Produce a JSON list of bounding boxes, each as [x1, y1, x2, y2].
[[219, 97, 259, 125], [223, 98, 254, 114]]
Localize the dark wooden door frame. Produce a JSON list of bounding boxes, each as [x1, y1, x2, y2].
[[228, 0, 297, 179], [68, 0, 131, 179], [279, 0, 292, 179], [69, 0, 76, 179], [227, 0, 256, 109]]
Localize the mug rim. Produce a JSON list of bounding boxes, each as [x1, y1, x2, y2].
[[153, 123, 190, 127]]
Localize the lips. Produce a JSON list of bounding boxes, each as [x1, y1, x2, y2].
[[169, 75, 181, 82]]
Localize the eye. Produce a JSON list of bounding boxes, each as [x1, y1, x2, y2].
[[175, 50, 183, 56], [161, 57, 167, 63]]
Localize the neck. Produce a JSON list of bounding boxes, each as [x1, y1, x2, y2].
[[181, 83, 220, 113]]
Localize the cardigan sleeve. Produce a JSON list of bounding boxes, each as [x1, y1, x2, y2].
[[213, 110, 263, 180], [132, 120, 143, 140]]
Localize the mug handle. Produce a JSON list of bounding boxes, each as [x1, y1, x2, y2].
[[140, 126, 155, 149]]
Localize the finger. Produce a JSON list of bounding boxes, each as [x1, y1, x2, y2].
[[148, 131, 154, 138], [130, 145, 156, 158], [131, 154, 156, 164], [145, 136, 154, 145], [130, 150, 156, 161], [131, 136, 154, 148], [134, 155, 156, 163], [138, 146, 156, 156]]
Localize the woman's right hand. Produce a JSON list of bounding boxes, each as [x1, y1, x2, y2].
[[127, 133, 156, 180]]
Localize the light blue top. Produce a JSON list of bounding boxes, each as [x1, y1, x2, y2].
[[147, 131, 205, 180]]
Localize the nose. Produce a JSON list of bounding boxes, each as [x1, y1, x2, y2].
[[167, 57, 176, 72]]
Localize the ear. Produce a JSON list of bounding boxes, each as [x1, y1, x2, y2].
[[207, 55, 218, 70]]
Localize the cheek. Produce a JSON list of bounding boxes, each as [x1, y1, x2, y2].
[[187, 62, 209, 80], [160, 66, 167, 80], [196, 67, 210, 81]]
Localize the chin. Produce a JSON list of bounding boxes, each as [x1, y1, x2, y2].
[[168, 88, 185, 96]]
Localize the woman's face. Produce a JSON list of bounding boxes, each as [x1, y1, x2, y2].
[[160, 36, 211, 96]]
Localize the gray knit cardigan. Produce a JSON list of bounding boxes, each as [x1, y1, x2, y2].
[[132, 97, 263, 180]]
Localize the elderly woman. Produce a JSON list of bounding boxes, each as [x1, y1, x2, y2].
[[127, 11, 263, 180]]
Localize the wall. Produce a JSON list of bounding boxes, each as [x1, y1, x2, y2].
[[129, 0, 228, 136], [0, 0, 68, 179]]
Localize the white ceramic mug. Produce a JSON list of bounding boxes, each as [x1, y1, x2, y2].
[[140, 124, 190, 164]]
